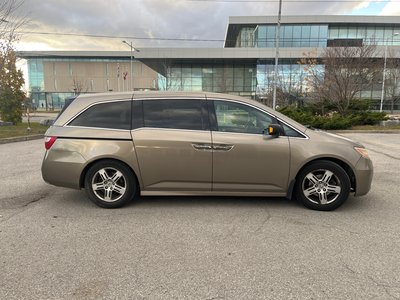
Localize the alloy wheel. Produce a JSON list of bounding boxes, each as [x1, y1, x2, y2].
[[91, 167, 127, 202], [301, 169, 342, 205]]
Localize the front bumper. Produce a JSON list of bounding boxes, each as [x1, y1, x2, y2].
[[354, 157, 373, 196]]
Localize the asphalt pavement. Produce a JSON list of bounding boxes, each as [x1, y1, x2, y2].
[[0, 133, 399, 299]]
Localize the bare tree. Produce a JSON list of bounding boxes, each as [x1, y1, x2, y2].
[[157, 59, 188, 91], [213, 65, 234, 94], [256, 69, 273, 106], [157, 59, 175, 91], [71, 77, 88, 95], [300, 43, 380, 116], [0, 0, 27, 69], [256, 65, 307, 108]]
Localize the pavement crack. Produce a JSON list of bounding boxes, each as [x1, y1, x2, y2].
[[221, 212, 242, 240], [367, 148, 400, 161], [267, 214, 360, 235], [341, 260, 400, 300], [341, 261, 358, 274], [367, 276, 400, 300], [253, 208, 272, 233], [223, 226, 237, 240], [132, 249, 150, 288], [320, 223, 360, 235], [0, 192, 49, 209], [22, 193, 48, 207], [0, 193, 50, 224]]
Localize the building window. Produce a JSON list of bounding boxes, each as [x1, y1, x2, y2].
[[158, 63, 256, 94], [253, 24, 328, 48], [327, 25, 399, 45]]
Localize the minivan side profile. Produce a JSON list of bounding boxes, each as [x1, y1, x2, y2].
[[42, 92, 373, 211]]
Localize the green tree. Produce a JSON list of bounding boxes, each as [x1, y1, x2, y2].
[[0, 0, 26, 124], [0, 49, 25, 124]]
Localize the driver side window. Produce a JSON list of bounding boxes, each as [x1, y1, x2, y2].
[[213, 100, 274, 134]]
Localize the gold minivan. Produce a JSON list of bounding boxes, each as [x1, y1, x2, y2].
[[42, 92, 373, 211]]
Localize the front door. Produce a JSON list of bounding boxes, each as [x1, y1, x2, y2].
[[211, 100, 290, 194]]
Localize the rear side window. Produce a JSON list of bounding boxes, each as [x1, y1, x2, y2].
[[143, 99, 205, 130], [69, 101, 131, 130]]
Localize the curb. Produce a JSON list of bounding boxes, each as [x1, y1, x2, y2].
[[330, 130, 400, 134], [0, 134, 44, 145]]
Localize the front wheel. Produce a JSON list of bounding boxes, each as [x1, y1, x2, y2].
[[84, 160, 137, 208], [295, 160, 351, 211]]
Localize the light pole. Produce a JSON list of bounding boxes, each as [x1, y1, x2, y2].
[[380, 32, 399, 112], [272, 0, 283, 110], [122, 40, 140, 91]]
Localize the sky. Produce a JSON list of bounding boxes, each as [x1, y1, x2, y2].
[[8, 0, 400, 51]]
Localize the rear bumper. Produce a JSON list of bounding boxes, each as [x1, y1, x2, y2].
[[41, 149, 86, 189], [354, 157, 373, 196]]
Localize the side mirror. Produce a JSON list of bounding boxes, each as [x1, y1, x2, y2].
[[265, 124, 283, 138]]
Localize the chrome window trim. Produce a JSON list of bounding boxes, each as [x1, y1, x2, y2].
[[65, 125, 132, 132], [210, 130, 284, 137], [134, 97, 206, 101], [209, 98, 309, 139], [64, 98, 133, 128], [131, 127, 211, 133]]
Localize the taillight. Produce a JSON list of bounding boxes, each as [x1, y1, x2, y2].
[[44, 136, 57, 150]]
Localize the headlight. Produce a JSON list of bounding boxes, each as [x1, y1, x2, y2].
[[354, 147, 369, 159]]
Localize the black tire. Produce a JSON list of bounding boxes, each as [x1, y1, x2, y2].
[[84, 160, 137, 208], [295, 160, 351, 211]]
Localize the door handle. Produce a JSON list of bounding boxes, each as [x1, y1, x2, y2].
[[192, 143, 213, 151], [213, 144, 234, 151]]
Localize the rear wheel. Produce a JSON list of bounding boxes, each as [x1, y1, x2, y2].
[[84, 160, 137, 208], [295, 160, 351, 211]]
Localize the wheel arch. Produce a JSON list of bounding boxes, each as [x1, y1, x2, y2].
[[80, 158, 140, 190], [296, 157, 356, 191], [287, 157, 356, 199]]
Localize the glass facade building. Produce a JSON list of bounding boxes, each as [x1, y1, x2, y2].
[[225, 16, 400, 109], [18, 16, 400, 111], [253, 25, 328, 48], [27, 58, 75, 110], [235, 24, 400, 48], [158, 63, 256, 96], [256, 62, 324, 98], [328, 25, 400, 45], [23, 57, 157, 109]]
